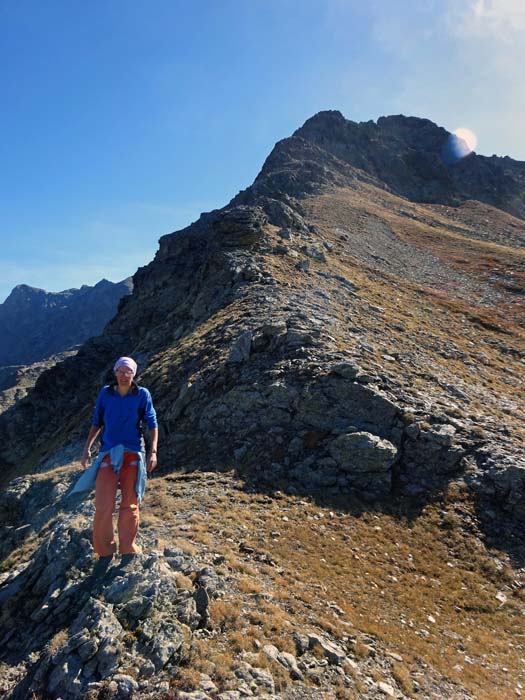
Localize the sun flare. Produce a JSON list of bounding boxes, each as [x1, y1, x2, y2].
[[453, 127, 478, 153]]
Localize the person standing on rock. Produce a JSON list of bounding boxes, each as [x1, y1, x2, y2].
[[75, 356, 158, 567]]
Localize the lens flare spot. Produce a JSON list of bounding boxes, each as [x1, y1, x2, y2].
[[442, 127, 478, 165], [453, 127, 477, 153]]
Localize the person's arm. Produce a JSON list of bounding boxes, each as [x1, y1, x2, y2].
[[142, 388, 158, 472], [147, 427, 158, 472], [82, 425, 101, 468]]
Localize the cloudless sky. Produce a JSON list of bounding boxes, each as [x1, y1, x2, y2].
[[1, 0, 524, 302]]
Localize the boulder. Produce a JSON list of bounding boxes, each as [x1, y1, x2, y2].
[[214, 206, 268, 247]]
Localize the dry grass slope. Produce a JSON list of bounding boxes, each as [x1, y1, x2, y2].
[[136, 470, 525, 700]]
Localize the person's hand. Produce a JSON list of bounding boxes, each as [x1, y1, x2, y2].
[[147, 451, 157, 473], [81, 447, 91, 469]]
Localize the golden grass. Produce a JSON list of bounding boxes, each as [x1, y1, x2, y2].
[[209, 599, 242, 632], [0, 531, 40, 574], [45, 629, 69, 655], [392, 662, 415, 697], [145, 472, 525, 700], [175, 573, 194, 591], [237, 576, 264, 594], [172, 667, 201, 692]]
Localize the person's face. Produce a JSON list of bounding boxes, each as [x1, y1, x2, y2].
[[115, 366, 134, 386]]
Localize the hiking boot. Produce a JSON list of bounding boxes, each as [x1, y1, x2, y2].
[[120, 553, 138, 569], [93, 555, 113, 577]]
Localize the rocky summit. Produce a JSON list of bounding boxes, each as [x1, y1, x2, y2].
[[0, 111, 524, 700]]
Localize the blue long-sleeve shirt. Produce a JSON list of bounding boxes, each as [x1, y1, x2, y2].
[[92, 383, 157, 453]]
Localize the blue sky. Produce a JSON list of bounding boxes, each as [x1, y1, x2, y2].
[[1, 0, 524, 303]]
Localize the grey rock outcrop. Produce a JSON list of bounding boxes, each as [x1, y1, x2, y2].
[[214, 206, 268, 247], [328, 432, 398, 498], [0, 496, 214, 699]]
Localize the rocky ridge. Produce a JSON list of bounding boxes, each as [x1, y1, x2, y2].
[[2, 198, 522, 528], [0, 111, 524, 698]]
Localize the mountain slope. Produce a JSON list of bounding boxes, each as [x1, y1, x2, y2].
[[0, 350, 78, 415], [0, 111, 524, 699], [1, 124, 523, 521], [1, 468, 522, 700]]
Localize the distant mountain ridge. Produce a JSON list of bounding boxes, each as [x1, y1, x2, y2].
[[0, 278, 133, 366]]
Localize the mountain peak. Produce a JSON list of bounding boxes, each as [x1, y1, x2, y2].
[[9, 283, 46, 296], [294, 109, 347, 132], [3, 284, 47, 308], [249, 109, 525, 220]]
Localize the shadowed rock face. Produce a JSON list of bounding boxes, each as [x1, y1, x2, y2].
[[0, 278, 133, 367], [0, 111, 523, 528], [0, 350, 78, 416]]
